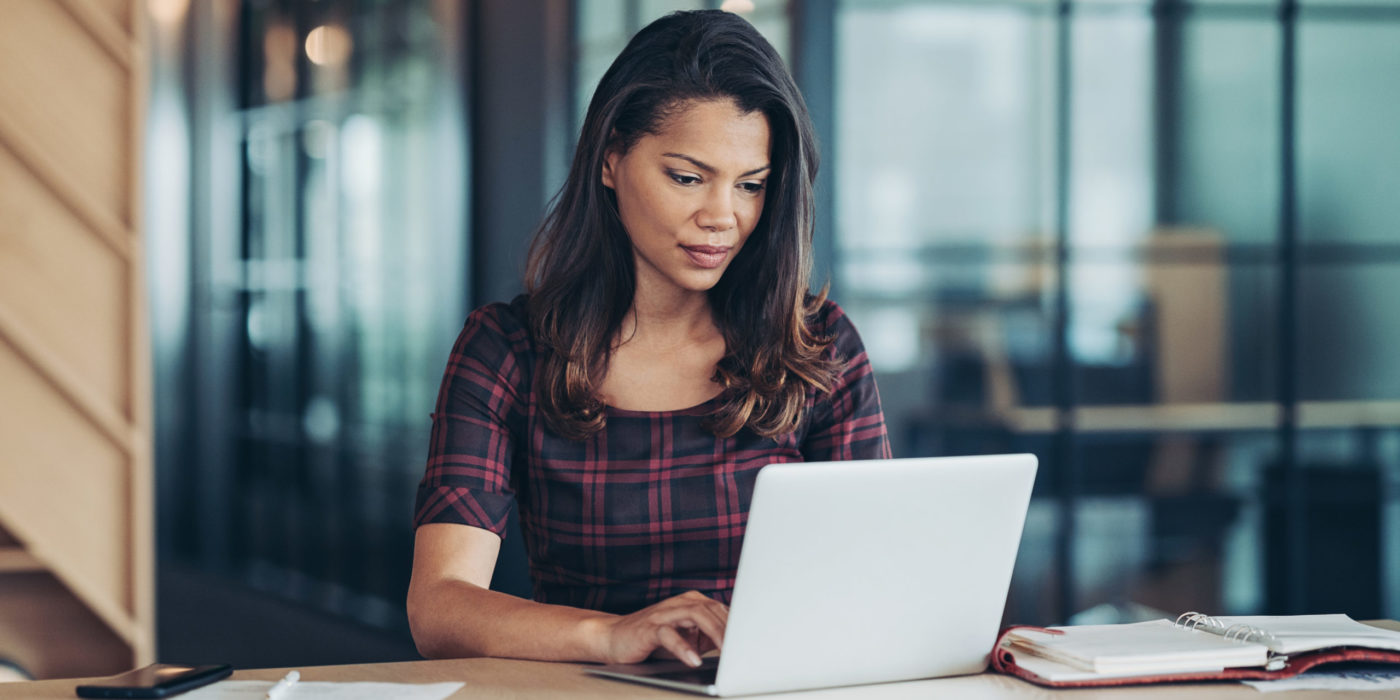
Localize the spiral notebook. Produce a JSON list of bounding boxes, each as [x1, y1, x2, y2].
[[992, 613, 1400, 688]]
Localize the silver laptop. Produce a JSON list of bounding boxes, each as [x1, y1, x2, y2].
[[588, 453, 1038, 696]]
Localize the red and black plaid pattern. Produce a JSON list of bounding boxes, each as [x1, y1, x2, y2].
[[415, 296, 891, 614]]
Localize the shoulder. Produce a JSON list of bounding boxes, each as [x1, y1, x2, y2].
[[806, 296, 849, 333], [452, 294, 535, 368], [462, 295, 531, 343], [805, 297, 867, 362]]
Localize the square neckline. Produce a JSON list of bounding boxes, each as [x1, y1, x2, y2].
[[603, 395, 721, 417]]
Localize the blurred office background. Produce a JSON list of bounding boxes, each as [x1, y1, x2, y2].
[[2, 0, 1399, 679]]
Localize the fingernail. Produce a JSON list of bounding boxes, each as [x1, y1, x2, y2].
[[687, 651, 702, 667]]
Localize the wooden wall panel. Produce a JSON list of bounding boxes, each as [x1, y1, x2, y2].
[[0, 343, 129, 622], [0, 0, 150, 677], [0, 145, 127, 408], [0, 1, 131, 226], [0, 573, 131, 680]]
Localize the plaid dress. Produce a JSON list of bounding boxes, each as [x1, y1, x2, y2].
[[414, 295, 891, 614]]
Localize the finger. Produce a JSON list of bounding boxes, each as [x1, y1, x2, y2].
[[672, 621, 699, 648], [656, 625, 702, 667], [694, 605, 726, 652], [684, 592, 727, 623], [688, 599, 728, 647], [652, 605, 726, 653], [685, 626, 705, 653], [690, 627, 719, 657]]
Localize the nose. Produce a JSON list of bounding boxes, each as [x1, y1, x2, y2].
[[696, 186, 737, 233]]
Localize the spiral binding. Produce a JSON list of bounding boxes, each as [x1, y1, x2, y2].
[[1174, 611, 1226, 633], [1174, 611, 1286, 668], [1174, 612, 1280, 647], [1224, 623, 1282, 648]]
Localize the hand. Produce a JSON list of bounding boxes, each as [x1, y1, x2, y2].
[[598, 591, 728, 667]]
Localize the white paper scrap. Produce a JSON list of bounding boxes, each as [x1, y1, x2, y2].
[[180, 680, 464, 700], [1243, 666, 1400, 693]]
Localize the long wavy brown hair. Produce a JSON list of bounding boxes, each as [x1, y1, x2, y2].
[[525, 10, 841, 440]]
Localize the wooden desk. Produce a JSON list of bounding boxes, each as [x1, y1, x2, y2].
[[7, 624, 1398, 698], [2, 654, 1395, 700]]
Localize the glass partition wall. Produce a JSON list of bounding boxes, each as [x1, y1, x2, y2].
[[157, 0, 469, 637], [835, 0, 1400, 626]]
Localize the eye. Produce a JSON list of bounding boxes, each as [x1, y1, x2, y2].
[[738, 181, 766, 195], [668, 171, 701, 186]]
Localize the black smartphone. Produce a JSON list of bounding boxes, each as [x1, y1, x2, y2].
[[75, 663, 232, 698]]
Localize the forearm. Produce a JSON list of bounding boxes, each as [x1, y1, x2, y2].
[[408, 578, 615, 662]]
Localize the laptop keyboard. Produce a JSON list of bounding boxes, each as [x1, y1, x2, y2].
[[648, 658, 719, 686]]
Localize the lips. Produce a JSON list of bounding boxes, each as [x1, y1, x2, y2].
[[680, 244, 733, 269]]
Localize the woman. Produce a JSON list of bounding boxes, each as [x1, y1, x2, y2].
[[407, 10, 890, 668]]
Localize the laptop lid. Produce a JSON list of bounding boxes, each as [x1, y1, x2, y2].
[[591, 454, 1038, 696]]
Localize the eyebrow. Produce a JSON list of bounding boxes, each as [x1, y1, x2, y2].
[[662, 152, 770, 178]]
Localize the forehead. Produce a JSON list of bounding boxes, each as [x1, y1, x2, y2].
[[640, 99, 771, 164]]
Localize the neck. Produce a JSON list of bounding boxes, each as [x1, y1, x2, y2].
[[620, 275, 716, 348]]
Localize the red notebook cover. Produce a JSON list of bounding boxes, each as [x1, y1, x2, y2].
[[990, 625, 1400, 688]]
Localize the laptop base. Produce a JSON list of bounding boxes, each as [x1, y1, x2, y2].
[[589, 657, 720, 696]]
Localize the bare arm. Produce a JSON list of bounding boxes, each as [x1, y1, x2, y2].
[[407, 523, 728, 665]]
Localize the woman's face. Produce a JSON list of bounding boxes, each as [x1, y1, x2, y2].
[[603, 98, 771, 299]]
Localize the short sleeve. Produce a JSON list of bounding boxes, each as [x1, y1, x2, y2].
[[800, 301, 893, 462], [413, 302, 531, 536]]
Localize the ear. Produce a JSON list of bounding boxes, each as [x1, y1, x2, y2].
[[601, 146, 620, 190]]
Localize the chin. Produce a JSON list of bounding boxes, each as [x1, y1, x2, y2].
[[682, 279, 723, 293], [673, 270, 726, 293]]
